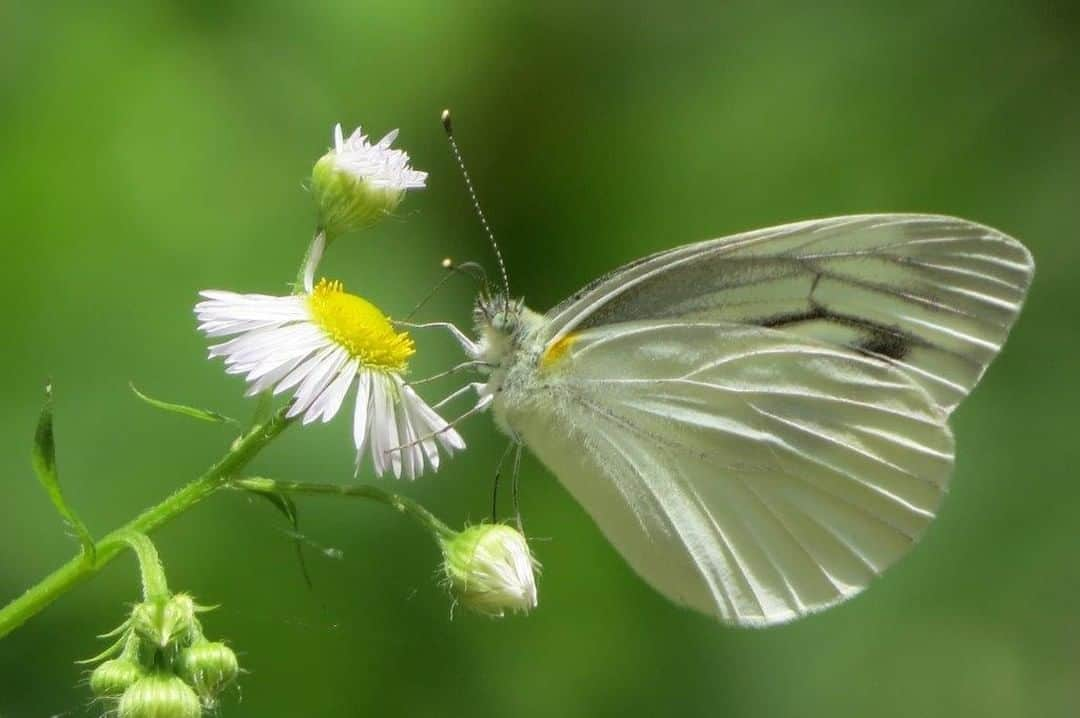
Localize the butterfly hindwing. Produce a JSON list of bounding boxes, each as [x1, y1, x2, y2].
[[505, 320, 954, 625]]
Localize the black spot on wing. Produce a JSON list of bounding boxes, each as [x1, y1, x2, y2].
[[753, 304, 916, 362], [856, 329, 910, 360], [756, 305, 828, 329]]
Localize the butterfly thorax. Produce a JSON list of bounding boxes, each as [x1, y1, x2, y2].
[[472, 293, 547, 434]]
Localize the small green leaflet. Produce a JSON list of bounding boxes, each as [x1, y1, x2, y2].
[[130, 383, 238, 426], [240, 479, 313, 588], [32, 384, 95, 562]]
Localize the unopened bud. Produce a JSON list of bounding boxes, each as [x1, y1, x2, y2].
[[131, 593, 201, 649], [89, 658, 144, 698], [118, 673, 202, 718], [441, 524, 539, 617], [178, 640, 239, 702]]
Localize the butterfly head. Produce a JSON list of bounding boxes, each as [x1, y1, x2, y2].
[[474, 292, 525, 336]]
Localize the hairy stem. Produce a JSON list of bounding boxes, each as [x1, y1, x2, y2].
[[232, 477, 454, 541], [118, 531, 169, 602], [0, 408, 292, 640]]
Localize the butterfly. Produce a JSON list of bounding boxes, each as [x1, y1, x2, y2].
[[426, 212, 1033, 626]]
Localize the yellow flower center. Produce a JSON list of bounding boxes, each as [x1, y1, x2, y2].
[[307, 279, 415, 371]]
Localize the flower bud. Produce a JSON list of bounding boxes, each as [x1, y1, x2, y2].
[[118, 674, 202, 718], [441, 524, 539, 617], [89, 657, 144, 698], [131, 593, 200, 649], [311, 123, 427, 239], [177, 640, 239, 702]]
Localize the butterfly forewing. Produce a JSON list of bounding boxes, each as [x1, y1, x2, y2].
[[541, 214, 1033, 413]]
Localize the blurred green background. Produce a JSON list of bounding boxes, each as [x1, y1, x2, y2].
[[2, 1, 1078, 716]]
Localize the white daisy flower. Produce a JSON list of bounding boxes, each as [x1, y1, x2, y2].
[[311, 123, 427, 239], [195, 279, 463, 479]]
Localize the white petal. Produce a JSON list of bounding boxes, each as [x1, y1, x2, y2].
[[395, 403, 418, 480], [246, 351, 311, 396], [396, 385, 429, 480], [275, 344, 335, 396], [371, 375, 402, 478], [292, 348, 350, 421], [308, 359, 357, 424], [408, 383, 466, 453], [400, 382, 441, 472], [244, 332, 326, 381], [437, 425, 466, 453], [302, 232, 326, 294], [369, 375, 389, 476], [376, 129, 399, 148], [196, 294, 307, 323], [214, 323, 310, 363], [201, 319, 293, 338], [353, 372, 373, 461]]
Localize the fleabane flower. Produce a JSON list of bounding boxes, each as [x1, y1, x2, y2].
[[311, 123, 427, 239], [195, 279, 463, 478], [440, 524, 539, 617]]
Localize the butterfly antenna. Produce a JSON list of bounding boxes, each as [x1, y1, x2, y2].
[[405, 257, 489, 321], [441, 109, 511, 296]]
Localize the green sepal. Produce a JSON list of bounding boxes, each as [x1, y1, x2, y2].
[[76, 632, 128, 665], [97, 617, 133, 639], [32, 384, 95, 563], [130, 383, 238, 426], [311, 153, 402, 238]]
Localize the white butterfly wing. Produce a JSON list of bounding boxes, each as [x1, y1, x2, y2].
[[506, 321, 954, 625], [542, 215, 1033, 413]]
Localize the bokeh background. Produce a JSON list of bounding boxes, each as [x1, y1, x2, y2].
[[2, 1, 1078, 716]]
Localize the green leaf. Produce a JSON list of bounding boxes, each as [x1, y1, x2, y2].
[[32, 384, 95, 562], [242, 481, 313, 589], [130, 383, 238, 425]]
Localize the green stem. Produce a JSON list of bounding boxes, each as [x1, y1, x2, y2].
[[117, 531, 169, 602], [232, 477, 454, 541], [0, 408, 293, 640]]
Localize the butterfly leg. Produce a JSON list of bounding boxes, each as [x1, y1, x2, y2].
[[394, 320, 481, 358], [433, 382, 486, 410], [490, 440, 516, 522], [385, 393, 495, 458], [511, 442, 524, 533], [408, 360, 493, 386]]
